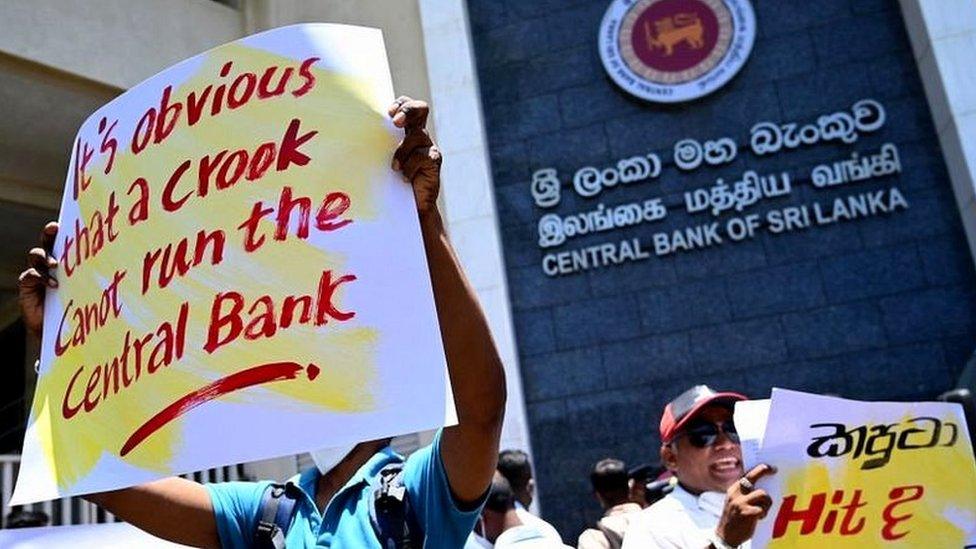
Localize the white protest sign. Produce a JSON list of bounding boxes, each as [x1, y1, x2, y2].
[[13, 23, 454, 505], [752, 388, 976, 547], [733, 397, 770, 470]]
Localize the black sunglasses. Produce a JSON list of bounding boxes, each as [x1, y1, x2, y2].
[[677, 420, 739, 448]]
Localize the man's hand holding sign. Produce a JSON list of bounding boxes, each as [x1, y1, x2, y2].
[[715, 463, 776, 547], [15, 24, 505, 548]]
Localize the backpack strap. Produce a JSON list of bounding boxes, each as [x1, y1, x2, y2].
[[255, 482, 300, 549], [596, 518, 625, 549], [369, 463, 423, 549]]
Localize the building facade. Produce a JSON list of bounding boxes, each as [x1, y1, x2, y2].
[[467, 0, 976, 537], [1, 0, 975, 541]]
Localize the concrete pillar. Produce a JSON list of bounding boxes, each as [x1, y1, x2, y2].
[[900, 0, 976, 268], [418, 0, 538, 509]]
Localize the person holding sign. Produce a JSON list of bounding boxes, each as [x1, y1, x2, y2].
[[621, 385, 776, 549], [17, 97, 507, 548]]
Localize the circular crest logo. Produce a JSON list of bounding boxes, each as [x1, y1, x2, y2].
[[599, 0, 756, 103]]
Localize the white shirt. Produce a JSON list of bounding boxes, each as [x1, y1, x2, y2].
[[515, 502, 564, 543], [465, 532, 493, 549], [495, 524, 571, 548], [621, 485, 751, 549], [463, 505, 565, 549]]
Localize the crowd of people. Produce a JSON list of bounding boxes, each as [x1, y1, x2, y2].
[[4, 383, 777, 548], [13, 98, 779, 547], [467, 385, 775, 548]]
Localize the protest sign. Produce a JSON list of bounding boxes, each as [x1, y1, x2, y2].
[[750, 389, 976, 547], [733, 397, 769, 470], [12, 23, 453, 504]]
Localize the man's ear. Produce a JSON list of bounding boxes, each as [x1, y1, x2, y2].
[[527, 477, 536, 496], [661, 443, 679, 472]]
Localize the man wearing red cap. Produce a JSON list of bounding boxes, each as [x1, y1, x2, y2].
[[621, 385, 776, 549]]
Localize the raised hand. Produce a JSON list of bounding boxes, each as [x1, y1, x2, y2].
[[18, 222, 59, 338], [388, 96, 442, 216]]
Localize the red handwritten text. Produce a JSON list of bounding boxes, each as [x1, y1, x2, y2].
[[141, 229, 225, 294], [71, 137, 95, 201], [204, 270, 357, 354], [773, 485, 927, 541], [881, 485, 924, 540], [773, 489, 867, 538], [238, 185, 351, 253], [131, 57, 319, 155], [55, 269, 126, 357], [60, 191, 122, 278], [98, 116, 119, 175], [161, 118, 316, 214], [61, 301, 188, 420]]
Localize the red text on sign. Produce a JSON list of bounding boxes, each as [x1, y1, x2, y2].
[[98, 116, 119, 175], [881, 485, 924, 540], [60, 191, 122, 278], [141, 229, 225, 294], [61, 301, 188, 420], [72, 137, 95, 201], [55, 269, 126, 357], [131, 56, 319, 155], [204, 269, 357, 354], [238, 186, 351, 253], [772, 485, 927, 541], [161, 117, 317, 214], [773, 489, 867, 538]]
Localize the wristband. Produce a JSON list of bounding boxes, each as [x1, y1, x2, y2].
[[709, 532, 739, 549]]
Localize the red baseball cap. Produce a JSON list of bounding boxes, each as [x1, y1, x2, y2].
[[659, 385, 747, 443]]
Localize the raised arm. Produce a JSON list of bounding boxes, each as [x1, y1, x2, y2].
[[18, 223, 221, 548], [389, 97, 507, 504]]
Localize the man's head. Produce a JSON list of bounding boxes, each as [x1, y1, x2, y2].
[[659, 385, 746, 494], [590, 458, 630, 509], [497, 449, 534, 507], [627, 463, 671, 507], [479, 471, 517, 542]]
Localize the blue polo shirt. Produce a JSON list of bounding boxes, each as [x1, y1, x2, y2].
[[206, 429, 483, 548]]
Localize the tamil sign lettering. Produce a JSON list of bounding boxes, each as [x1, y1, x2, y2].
[[12, 24, 453, 504], [530, 98, 909, 278]]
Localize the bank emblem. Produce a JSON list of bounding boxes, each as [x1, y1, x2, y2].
[[599, 0, 756, 103]]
